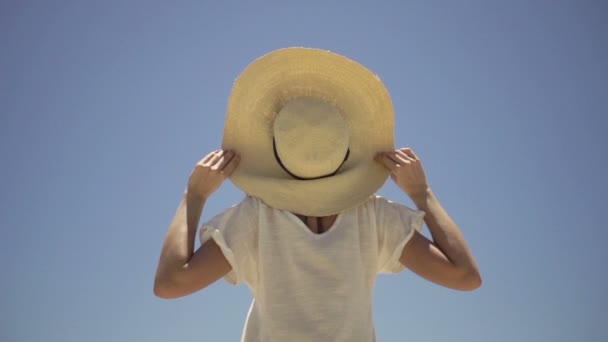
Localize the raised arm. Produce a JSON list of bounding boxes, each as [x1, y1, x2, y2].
[[153, 150, 240, 299], [375, 148, 482, 291]]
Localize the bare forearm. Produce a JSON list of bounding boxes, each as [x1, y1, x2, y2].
[[153, 151, 239, 297], [410, 188, 479, 274], [156, 192, 206, 275]]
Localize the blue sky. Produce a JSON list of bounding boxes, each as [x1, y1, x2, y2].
[[1, 1, 607, 341]]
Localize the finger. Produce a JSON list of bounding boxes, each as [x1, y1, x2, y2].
[[376, 151, 405, 166], [221, 154, 240, 176], [385, 151, 410, 166], [395, 149, 415, 163], [379, 151, 403, 165], [217, 151, 236, 170], [211, 151, 233, 171], [204, 150, 226, 167], [375, 153, 399, 171], [401, 148, 420, 161], [199, 150, 220, 165]]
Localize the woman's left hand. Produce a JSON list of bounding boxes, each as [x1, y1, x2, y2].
[[375, 148, 429, 199]]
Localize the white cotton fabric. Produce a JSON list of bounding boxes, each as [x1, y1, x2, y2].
[[200, 195, 424, 342]]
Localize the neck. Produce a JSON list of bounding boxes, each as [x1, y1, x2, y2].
[[294, 214, 338, 234]]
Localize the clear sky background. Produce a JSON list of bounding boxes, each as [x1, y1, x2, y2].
[[1, 1, 607, 341]]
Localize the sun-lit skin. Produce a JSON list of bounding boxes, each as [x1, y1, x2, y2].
[[154, 148, 481, 299]]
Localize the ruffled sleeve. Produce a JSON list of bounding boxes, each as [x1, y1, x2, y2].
[[199, 196, 259, 286], [374, 196, 425, 274]]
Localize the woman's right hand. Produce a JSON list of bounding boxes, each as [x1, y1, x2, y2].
[[187, 150, 240, 199]]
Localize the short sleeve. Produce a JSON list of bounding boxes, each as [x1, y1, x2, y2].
[[199, 196, 259, 286], [375, 196, 425, 274]]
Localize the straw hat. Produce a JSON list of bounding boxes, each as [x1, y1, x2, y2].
[[222, 47, 395, 216]]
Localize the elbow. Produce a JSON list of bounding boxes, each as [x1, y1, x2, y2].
[[153, 283, 173, 299], [153, 280, 173, 299], [153, 275, 182, 299], [458, 269, 482, 291]]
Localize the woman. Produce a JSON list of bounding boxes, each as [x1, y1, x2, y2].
[[154, 48, 481, 341]]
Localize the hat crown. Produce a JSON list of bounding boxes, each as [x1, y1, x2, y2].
[[273, 98, 349, 179]]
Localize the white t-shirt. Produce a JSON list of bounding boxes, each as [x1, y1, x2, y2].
[[200, 195, 424, 342]]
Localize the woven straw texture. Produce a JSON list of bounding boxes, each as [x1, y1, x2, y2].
[[222, 47, 395, 216]]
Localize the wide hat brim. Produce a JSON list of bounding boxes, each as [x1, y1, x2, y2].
[[222, 47, 395, 216]]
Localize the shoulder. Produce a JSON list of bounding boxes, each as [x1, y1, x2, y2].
[[355, 195, 411, 213], [355, 195, 424, 229], [211, 195, 260, 219], [200, 195, 261, 238], [368, 195, 420, 215]]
